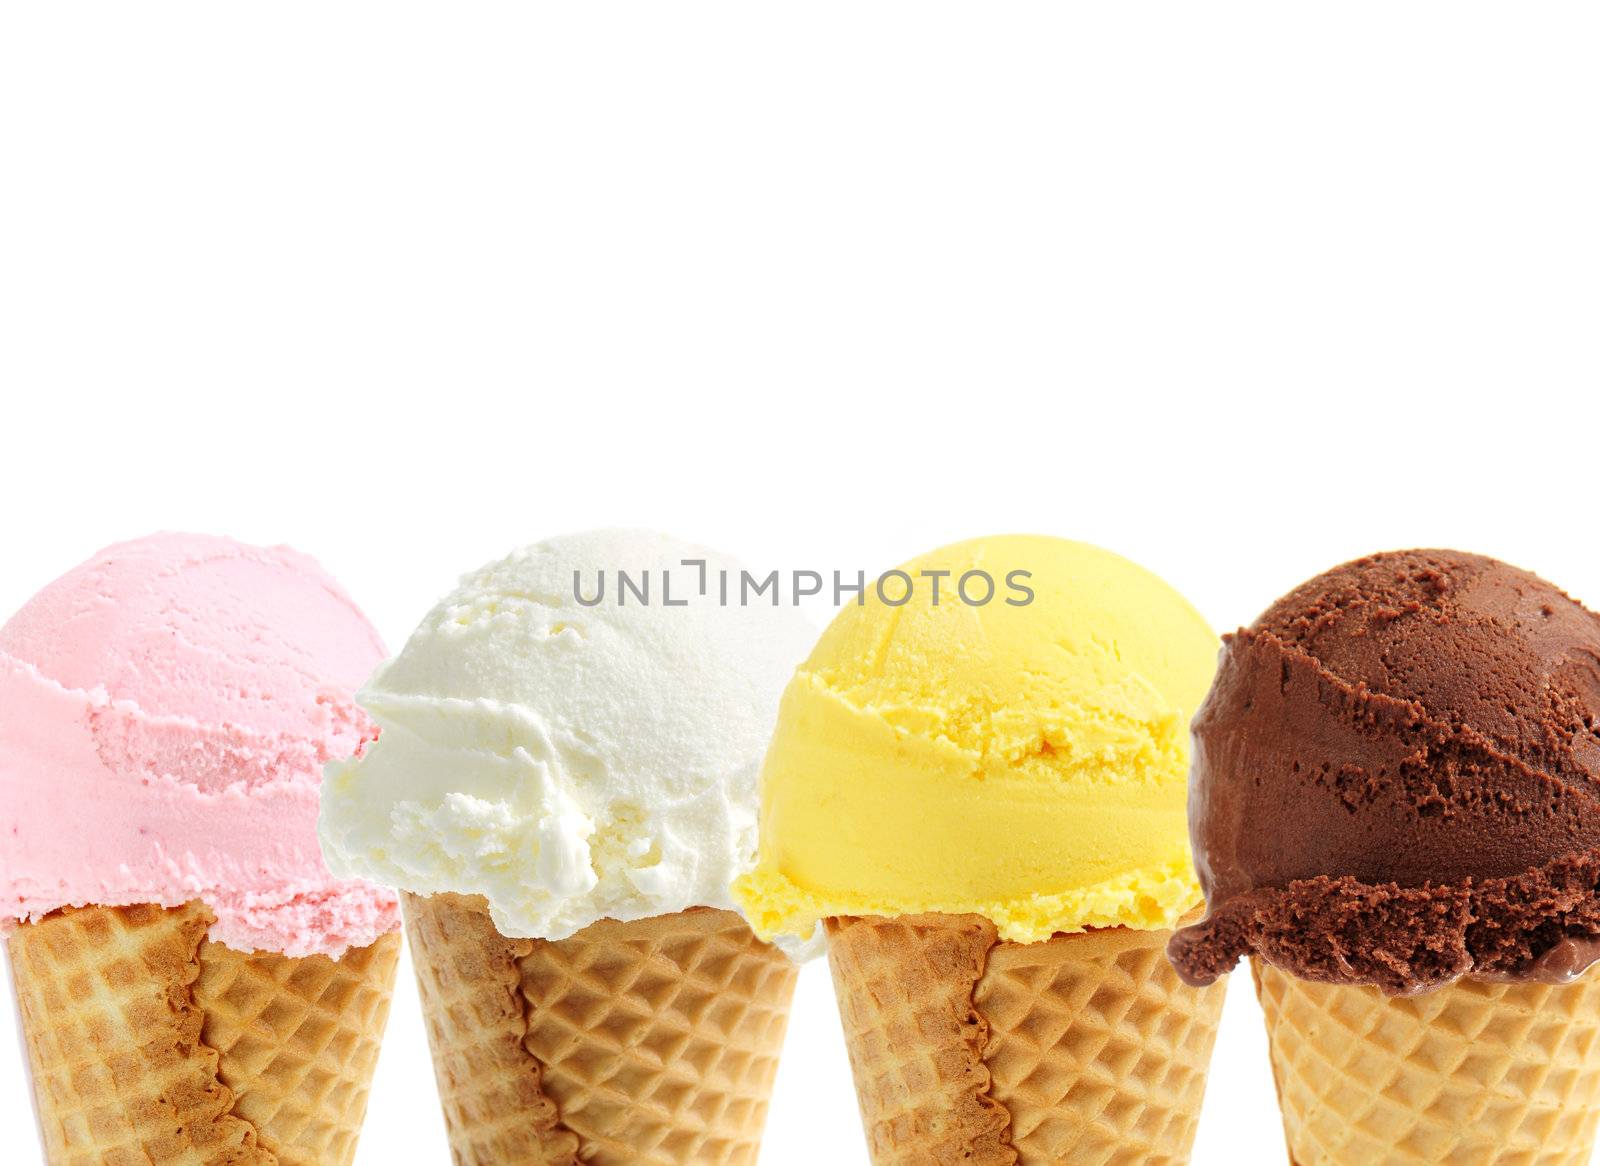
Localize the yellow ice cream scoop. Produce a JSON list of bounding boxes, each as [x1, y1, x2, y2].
[[734, 534, 1217, 944]]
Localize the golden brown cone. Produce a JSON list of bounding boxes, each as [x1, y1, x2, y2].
[[1254, 959, 1600, 1166], [827, 913, 1224, 1166], [7, 901, 399, 1166], [403, 892, 798, 1166], [402, 893, 579, 1165]]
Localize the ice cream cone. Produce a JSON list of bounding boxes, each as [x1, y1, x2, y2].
[[7, 900, 400, 1166], [826, 912, 1224, 1166], [402, 892, 798, 1166], [1253, 960, 1600, 1166]]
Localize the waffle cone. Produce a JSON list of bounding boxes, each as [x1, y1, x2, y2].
[[7, 900, 400, 1166], [826, 913, 1224, 1166], [402, 892, 798, 1166], [1254, 959, 1600, 1166]]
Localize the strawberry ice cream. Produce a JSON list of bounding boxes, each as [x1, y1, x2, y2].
[[0, 533, 398, 957]]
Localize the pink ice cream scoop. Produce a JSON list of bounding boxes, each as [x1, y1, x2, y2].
[[0, 533, 399, 957]]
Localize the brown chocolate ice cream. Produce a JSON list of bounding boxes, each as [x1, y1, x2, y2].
[[1168, 549, 1600, 994]]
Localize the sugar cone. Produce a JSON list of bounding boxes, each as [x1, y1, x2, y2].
[[1253, 959, 1600, 1166], [402, 892, 798, 1166], [826, 913, 1225, 1166], [7, 900, 400, 1166]]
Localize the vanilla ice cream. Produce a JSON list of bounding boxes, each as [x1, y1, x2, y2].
[[318, 529, 813, 941]]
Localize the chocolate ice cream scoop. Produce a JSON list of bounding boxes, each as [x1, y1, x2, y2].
[[1168, 549, 1600, 994]]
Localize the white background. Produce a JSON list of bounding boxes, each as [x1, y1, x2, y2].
[[3, 3, 1598, 1163]]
